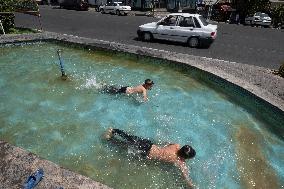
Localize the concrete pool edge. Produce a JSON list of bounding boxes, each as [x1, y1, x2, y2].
[[0, 140, 112, 189], [1, 32, 283, 112]]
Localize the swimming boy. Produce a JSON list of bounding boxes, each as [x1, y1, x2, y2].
[[102, 79, 154, 101], [104, 128, 196, 188]]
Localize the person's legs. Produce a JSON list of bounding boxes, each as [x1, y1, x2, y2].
[[101, 86, 128, 94], [105, 128, 153, 157], [102, 85, 119, 94], [112, 129, 142, 143]]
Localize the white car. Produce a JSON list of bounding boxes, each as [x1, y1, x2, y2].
[[137, 13, 218, 48], [245, 12, 272, 27], [99, 2, 131, 16]]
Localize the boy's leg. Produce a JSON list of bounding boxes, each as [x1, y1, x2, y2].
[[106, 128, 153, 157], [112, 129, 142, 143], [102, 85, 119, 94]]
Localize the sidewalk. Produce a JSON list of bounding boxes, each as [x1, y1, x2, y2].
[[88, 7, 170, 18], [132, 9, 169, 18]]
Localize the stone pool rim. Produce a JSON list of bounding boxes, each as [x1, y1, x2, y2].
[[1, 32, 283, 113]]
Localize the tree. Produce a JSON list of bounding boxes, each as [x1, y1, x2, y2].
[[270, 4, 284, 28], [0, 0, 15, 32], [245, 0, 270, 15], [232, 0, 270, 22], [0, 0, 38, 33]]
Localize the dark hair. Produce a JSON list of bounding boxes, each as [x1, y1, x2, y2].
[[178, 145, 196, 159], [145, 79, 154, 85]]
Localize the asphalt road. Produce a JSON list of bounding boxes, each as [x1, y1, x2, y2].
[[15, 5, 284, 69]]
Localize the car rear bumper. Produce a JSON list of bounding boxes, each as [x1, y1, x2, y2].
[[261, 22, 271, 26]]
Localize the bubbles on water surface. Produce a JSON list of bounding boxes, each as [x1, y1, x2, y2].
[[84, 77, 99, 89]]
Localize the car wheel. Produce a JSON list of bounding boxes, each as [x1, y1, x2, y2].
[[100, 9, 105, 14], [142, 32, 153, 42], [188, 37, 199, 48], [116, 10, 120, 15]]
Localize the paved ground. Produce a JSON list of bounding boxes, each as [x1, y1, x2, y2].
[[0, 140, 112, 189], [14, 5, 284, 69]]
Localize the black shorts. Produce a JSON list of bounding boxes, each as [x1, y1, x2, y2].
[[102, 86, 128, 94], [117, 86, 128, 94], [111, 129, 153, 157]]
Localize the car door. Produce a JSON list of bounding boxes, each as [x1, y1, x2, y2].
[[155, 15, 180, 41], [105, 2, 112, 13], [111, 3, 118, 14], [174, 16, 199, 43]]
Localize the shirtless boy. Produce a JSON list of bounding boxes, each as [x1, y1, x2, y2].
[[102, 79, 154, 101], [104, 128, 196, 188]]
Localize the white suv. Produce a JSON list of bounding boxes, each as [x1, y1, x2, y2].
[[137, 13, 217, 48]]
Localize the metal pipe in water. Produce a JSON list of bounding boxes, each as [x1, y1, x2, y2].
[[57, 49, 67, 80]]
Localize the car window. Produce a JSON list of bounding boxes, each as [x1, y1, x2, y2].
[[179, 17, 195, 27], [162, 15, 179, 26], [199, 16, 208, 26], [255, 12, 262, 16], [106, 3, 112, 6], [193, 17, 201, 28]]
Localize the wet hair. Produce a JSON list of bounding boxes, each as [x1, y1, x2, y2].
[[178, 145, 196, 159], [145, 79, 154, 85]]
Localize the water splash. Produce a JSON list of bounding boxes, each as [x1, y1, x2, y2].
[[76, 75, 104, 90], [85, 77, 100, 89]]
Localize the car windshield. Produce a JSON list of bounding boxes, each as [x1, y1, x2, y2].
[[260, 13, 269, 17], [199, 16, 208, 26]]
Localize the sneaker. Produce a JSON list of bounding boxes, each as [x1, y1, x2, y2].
[[23, 168, 44, 189]]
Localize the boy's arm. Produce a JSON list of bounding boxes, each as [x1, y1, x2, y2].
[[143, 88, 148, 101], [177, 161, 194, 188]]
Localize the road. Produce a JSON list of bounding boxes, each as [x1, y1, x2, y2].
[[15, 5, 284, 69]]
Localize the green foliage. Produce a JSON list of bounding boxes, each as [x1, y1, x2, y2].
[[0, 0, 15, 12], [244, 0, 270, 16], [8, 27, 38, 34], [0, 0, 38, 33], [278, 62, 284, 78], [14, 0, 39, 11], [270, 5, 284, 27], [0, 13, 15, 32]]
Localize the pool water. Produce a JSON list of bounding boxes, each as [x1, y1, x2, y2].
[[0, 42, 283, 189]]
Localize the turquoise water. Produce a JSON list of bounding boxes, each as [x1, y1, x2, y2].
[[0, 42, 283, 189]]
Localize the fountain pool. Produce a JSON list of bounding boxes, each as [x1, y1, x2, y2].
[[0, 41, 283, 189]]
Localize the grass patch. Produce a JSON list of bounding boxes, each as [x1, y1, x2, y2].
[[6, 27, 39, 34], [278, 62, 284, 78], [273, 61, 284, 78]]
